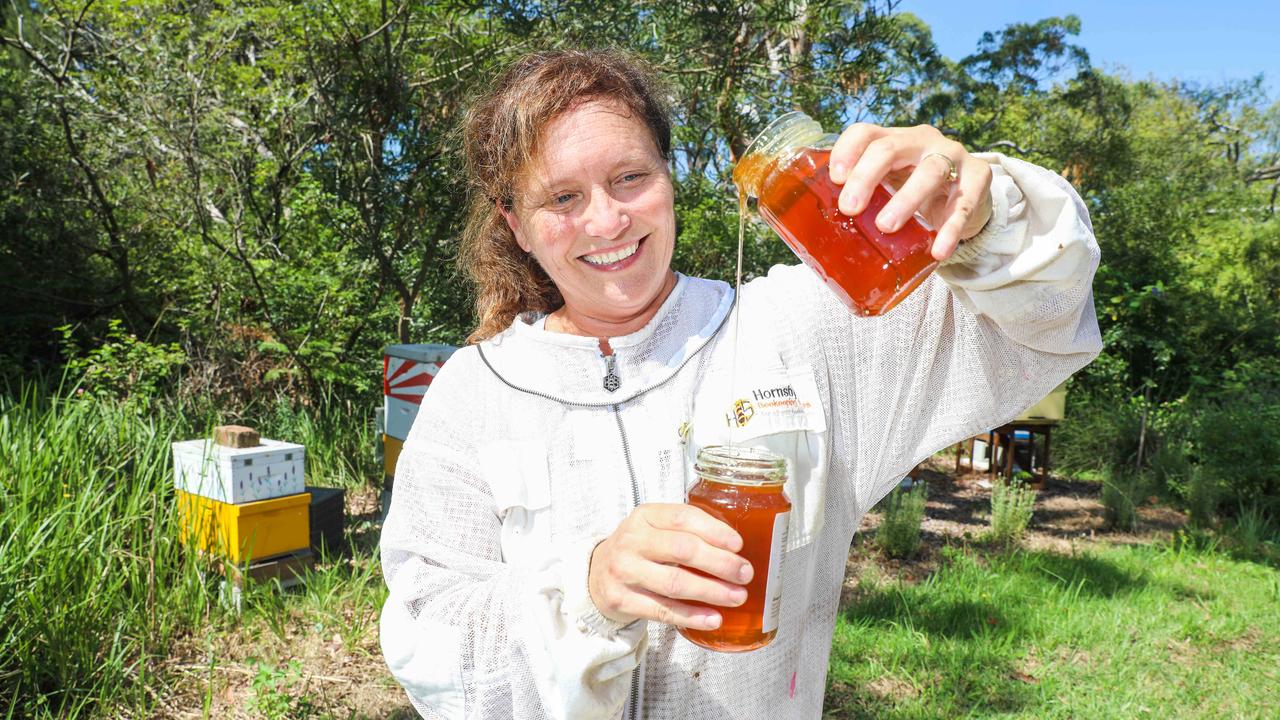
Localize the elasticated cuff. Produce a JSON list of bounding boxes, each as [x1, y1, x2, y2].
[[561, 537, 643, 639]]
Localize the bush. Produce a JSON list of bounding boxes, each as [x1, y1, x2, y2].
[[875, 482, 928, 558], [989, 477, 1038, 545], [57, 319, 186, 406], [1101, 466, 1142, 531], [1194, 394, 1280, 518], [1184, 466, 1222, 528], [1226, 503, 1278, 562], [1054, 393, 1146, 474]]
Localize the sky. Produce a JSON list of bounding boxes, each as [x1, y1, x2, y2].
[[901, 0, 1279, 99]]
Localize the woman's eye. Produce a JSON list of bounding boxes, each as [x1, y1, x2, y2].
[[620, 172, 646, 183], [551, 193, 576, 206]]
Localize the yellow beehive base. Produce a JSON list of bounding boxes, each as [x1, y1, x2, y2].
[[177, 489, 310, 564]]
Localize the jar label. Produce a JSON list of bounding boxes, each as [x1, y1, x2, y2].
[[761, 510, 789, 634]]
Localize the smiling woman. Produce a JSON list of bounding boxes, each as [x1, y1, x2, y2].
[[380, 48, 1103, 720]]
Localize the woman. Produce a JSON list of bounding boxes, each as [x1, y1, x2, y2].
[[380, 49, 1100, 719]]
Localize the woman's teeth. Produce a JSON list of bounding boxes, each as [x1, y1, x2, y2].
[[582, 241, 640, 266]]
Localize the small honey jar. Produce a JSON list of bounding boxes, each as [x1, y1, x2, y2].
[[680, 445, 791, 653]]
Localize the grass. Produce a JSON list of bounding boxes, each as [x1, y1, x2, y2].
[[827, 539, 1280, 719], [0, 379, 385, 718]]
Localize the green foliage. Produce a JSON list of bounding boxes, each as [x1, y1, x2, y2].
[[1194, 381, 1280, 518], [875, 482, 928, 559], [1184, 467, 1223, 529], [989, 478, 1038, 545], [247, 659, 320, 720], [1225, 504, 1279, 563], [56, 319, 186, 405]]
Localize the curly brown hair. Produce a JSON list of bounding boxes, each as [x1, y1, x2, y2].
[[458, 49, 673, 343]]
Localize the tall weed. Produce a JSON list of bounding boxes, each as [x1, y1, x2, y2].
[[875, 482, 928, 559], [0, 382, 211, 716], [989, 477, 1038, 545], [1101, 467, 1142, 531]]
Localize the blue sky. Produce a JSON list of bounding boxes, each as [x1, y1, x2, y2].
[[901, 1, 1278, 98]]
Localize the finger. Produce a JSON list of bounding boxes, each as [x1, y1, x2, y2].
[[839, 134, 914, 217], [936, 157, 993, 260], [643, 504, 743, 552], [828, 123, 884, 185], [626, 559, 749, 607], [623, 588, 725, 630], [874, 155, 951, 234], [641, 529, 753, 585], [931, 170, 987, 261]]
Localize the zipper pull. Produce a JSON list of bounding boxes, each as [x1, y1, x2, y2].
[[599, 337, 621, 393]]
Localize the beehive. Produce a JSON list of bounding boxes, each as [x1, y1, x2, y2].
[[172, 437, 305, 504]]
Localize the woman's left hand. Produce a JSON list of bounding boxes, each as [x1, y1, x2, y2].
[[827, 123, 993, 262]]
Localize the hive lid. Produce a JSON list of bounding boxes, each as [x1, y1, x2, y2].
[[383, 343, 456, 363]]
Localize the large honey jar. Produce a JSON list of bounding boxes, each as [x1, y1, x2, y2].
[[680, 446, 791, 653], [733, 112, 938, 316]]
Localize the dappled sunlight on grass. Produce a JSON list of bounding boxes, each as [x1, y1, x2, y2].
[[827, 543, 1280, 718]]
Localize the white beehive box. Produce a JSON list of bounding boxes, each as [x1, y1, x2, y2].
[[172, 438, 305, 504]]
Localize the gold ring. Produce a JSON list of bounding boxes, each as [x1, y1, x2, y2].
[[922, 152, 958, 183]]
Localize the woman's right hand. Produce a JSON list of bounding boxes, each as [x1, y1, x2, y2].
[[587, 503, 753, 629]]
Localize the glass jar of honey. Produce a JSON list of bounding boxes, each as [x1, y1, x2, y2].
[[679, 445, 790, 653], [733, 112, 937, 316]]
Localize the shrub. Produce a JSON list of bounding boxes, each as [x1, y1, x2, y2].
[[1101, 466, 1142, 531], [57, 319, 186, 406], [1194, 396, 1280, 518], [1226, 503, 1278, 561], [1184, 467, 1222, 528], [875, 482, 928, 558], [989, 477, 1037, 545], [1053, 393, 1146, 474]]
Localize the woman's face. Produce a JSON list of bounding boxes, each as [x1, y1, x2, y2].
[[503, 99, 677, 336]]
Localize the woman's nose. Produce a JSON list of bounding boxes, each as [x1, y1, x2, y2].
[[582, 188, 630, 239]]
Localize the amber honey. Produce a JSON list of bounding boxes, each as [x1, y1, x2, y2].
[[733, 114, 938, 316], [680, 446, 790, 653]]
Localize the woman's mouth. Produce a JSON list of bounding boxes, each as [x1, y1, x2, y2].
[[580, 236, 646, 269]]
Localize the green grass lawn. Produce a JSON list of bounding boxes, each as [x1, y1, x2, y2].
[[827, 540, 1280, 719]]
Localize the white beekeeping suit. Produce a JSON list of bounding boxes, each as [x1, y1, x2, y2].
[[380, 154, 1101, 719]]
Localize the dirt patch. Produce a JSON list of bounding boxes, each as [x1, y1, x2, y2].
[[153, 488, 416, 720], [849, 459, 1190, 590], [867, 675, 920, 701]]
